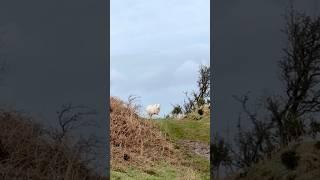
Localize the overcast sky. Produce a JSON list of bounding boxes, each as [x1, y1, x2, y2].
[[110, 0, 210, 117]]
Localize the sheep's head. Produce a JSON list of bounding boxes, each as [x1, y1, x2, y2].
[[155, 104, 160, 113]]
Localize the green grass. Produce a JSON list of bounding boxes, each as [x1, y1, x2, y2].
[[111, 115, 210, 180], [181, 153, 210, 180], [111, 162, 208, 180], [110, 165, 176, 180], [156, 116, 210, 144], [155, 115, 210, 179]]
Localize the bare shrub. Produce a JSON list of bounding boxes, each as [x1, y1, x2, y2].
[[171, 104, 182, 116], [183, 64, 210, 114]]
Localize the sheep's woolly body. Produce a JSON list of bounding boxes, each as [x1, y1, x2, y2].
[[146, 104, 160, 118]]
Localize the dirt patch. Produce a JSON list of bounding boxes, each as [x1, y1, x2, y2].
[[178, 140, 210, 160]]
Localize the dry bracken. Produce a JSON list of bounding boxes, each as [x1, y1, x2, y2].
[[110, 96, 179, 170]]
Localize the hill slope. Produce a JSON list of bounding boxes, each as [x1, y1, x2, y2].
[[110, 97, 210, 180]]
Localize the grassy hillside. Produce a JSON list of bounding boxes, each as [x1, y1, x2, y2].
[[111, 115, 210, 180], [111, 161, 206, 180], [157, 116, 210, 144], [110, 97, 210, 180], [157, 115, 210, 179]]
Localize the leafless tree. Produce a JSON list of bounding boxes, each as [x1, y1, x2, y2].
[[53, 103, 97, 143], [267, 8, 320, 145], [51, 103, 107, 175], [232, 94, 275, 171], [183, 64, 210, 113], [220, 8, 320, 176]]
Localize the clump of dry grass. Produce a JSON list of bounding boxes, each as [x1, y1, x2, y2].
[[0, 111, 105, 180], [110, 96, 178, 169]]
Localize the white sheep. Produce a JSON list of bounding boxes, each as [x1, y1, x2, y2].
[[146, 104, 160, 119]]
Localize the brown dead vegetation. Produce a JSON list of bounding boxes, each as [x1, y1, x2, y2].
[[110, 96, 179, 170]]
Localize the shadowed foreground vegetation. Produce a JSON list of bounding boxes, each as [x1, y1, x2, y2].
[[231, 141, 320, 180], [0, 110, 107, 179], [212, 6, 320, 180]]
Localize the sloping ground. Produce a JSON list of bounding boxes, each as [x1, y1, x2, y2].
[[110, 97, 210, 179], [157, 116, 210, 144], [178, 140, 210, 160], [158, 115, 210, 159], [234, 141, 320, 180], [0, 111, 106, 180], [157, 115, 210, 179], [110, 97, 177, 170], [111, 162, 204, 180]]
